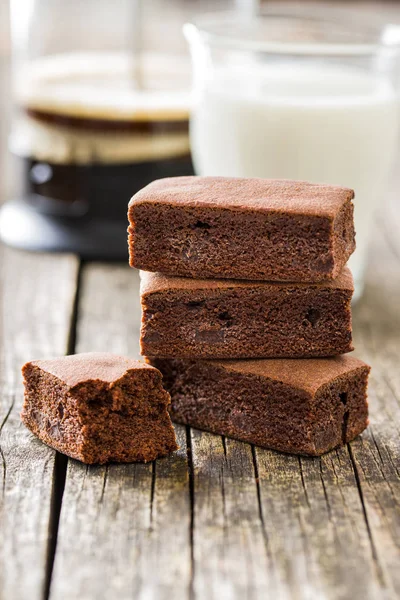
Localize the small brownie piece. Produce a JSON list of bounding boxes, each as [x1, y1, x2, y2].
[[128, 176, 355, 282], [140, 268, 354, 359], [21, 352, 178, 464], [150, 356, 370, 456]]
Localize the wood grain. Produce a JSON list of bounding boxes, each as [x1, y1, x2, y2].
[[49, 264, 192, 600], [255, 446, 384, 600], [0, 248, 79, 600], [350, 224, 400, 597], [189, 431, 272, 599]]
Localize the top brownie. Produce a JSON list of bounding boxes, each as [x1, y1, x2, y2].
[[128, 176, 355, 282]]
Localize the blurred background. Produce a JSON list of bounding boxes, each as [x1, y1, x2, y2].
[[0, 0, 400, 299]]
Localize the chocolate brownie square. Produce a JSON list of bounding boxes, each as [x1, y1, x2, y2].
[[129, 176, 355, 282], [140, 267, 354, 359], [150, 356, 370, 456], [21, 352, 178, 464]]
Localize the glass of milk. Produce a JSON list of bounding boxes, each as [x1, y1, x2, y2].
[[184, 7, 400, 300]]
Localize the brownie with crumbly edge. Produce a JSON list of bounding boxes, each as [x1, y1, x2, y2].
[[21, 352, 178, 464], [149, 356, 370, 456], [140, 267, 354, 359], [129, 176, 355, 282]]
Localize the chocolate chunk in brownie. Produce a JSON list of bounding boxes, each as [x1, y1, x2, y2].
[[129, 176, 355, 282], [21, 352, 178, 464], [140, 268, 354, 359], [149, 356, 370, 456]]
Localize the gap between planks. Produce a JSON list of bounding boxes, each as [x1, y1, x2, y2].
[[43, 260, 83, 600], [48, 265, 192, 600], [0, 248, 80, 600], [46, 264, 275, 599]]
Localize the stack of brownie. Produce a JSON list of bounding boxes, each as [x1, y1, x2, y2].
[[128, 176, 370, 456]]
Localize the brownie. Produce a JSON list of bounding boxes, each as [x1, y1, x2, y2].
[[140, 268, 354, 359], [149, 356, 370, 456], [128, 176, 355, 282], [21, 352, 178, 464]]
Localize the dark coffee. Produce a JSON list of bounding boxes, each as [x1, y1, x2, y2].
[[23, 154, 193, 220], [3, 52, 193, 259], [13, 149, 193, 259]]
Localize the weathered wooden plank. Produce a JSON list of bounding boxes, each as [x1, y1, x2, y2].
[[190, 411, 391, 600], [349, 224, 400, 597], [50, 264, 192, 600], [73, 264, 142, 360], [190, 431, 274, 599], [256, 445, 385, 599], [0, 248, 79, 600]]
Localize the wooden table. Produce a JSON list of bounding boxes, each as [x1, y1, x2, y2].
[[0, 208, 399, 599]]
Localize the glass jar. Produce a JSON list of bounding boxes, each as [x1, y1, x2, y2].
[[185, 6, 400, 300], [2, 0, 194, 258]]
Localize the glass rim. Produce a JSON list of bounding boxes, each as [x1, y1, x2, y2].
[[184, 5, 400, 56]]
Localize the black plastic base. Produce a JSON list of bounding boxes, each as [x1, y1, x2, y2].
[[0, 198, 129, 260]]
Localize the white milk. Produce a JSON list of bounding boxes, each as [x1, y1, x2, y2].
[[191, 64, 399, 296]]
